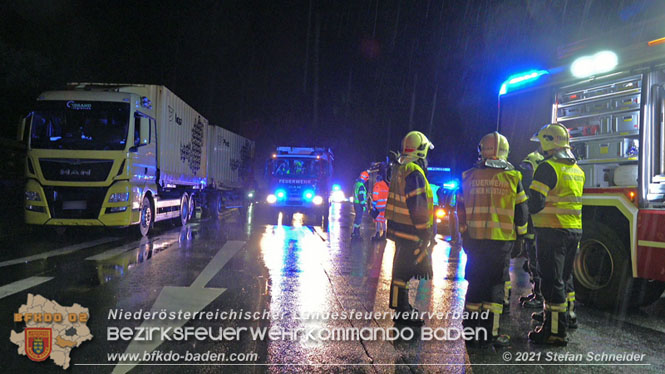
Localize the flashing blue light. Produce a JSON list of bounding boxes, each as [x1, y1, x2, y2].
[[275, 189, 286, 200], [443, 180, 459, 190], [303, 189, 315, 201], [332, 184, 341, 191], [499, 69, 549, 96], [428, 167, 451, 172]]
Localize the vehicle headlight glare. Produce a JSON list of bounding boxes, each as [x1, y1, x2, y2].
[[25, 191, 41, 201], [109, 192, 130, 203]]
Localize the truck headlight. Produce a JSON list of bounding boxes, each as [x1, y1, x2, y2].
[[109, 192, 130, 203], [25, 191, 41, 201], [313, 195, 323, 205], [266, 194, 277, 204]]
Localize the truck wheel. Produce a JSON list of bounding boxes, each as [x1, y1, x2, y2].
[[138, 196, 154, 237], [188, 194, 196, 221], [573, 221, 632, 309], [179, 193, 189, 226], [631, 279, 665, 307]]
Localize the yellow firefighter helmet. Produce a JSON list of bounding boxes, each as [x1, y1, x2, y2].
[[531, 123, 570, 151], [400, 131, 434, 163]]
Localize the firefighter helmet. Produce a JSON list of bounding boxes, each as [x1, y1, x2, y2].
[[531, 123, 570, 151], [400, 131, 434, 163], [519, 151, 544, 171], [359, 171, 369, 182], [478, 132, 510, 161]]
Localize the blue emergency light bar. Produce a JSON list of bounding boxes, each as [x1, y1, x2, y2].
[[427, 167, 451, 172], [443, 180, 459, 190], [499, 69, 549, 95]]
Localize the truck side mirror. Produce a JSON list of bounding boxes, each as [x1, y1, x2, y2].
[[134, 114, 150, 147], [139, 117, 150, 145], [17, 114, 31, 143]]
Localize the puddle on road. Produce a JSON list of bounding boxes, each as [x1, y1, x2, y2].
[[94, 225, 197, 285]]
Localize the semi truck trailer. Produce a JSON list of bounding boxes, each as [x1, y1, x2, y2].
[[20, 83, 254, 236]]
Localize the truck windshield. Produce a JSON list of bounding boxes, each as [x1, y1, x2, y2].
[[30, 101, 130, 150], [271, 159, 323, 178]]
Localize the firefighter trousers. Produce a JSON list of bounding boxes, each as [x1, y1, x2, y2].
[[353, 203, 364, 228], [535, 228, 582, 305], [463, 237, 512, 305]]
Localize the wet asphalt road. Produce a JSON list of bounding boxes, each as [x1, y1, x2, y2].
[[1, 202, 664, 373]]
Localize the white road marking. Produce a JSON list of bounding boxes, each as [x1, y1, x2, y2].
[[0, 238, 119, 268], [85, 236, 166, 261], [0, 276, 54, 300], [112, 240, 246, 374]]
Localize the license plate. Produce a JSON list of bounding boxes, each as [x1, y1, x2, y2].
[[62, 201, 87, 210]]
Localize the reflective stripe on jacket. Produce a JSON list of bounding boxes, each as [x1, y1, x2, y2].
[[385, 162, 433, 242], [462, 167, 526, 240], [372, 180, 389, 210], [531, 159, 584, 229], [354, 181, 367, 205]]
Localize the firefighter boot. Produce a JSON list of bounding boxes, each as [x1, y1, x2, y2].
[[567, 292, 578, 329], [502, 281, 512, 314], [520, 278, 543, 306], [480, 302, 510, 347], [522, 295, 544, 308], [519, 293, 535, 304], [351, 226, 361, 239], [532, 296, 575, 328], [522, 278, 543, 308], [531, 310, 544, 324], [390, 281, 424, 326], [528, 303, 568, 346]]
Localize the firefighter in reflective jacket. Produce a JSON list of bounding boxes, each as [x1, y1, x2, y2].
[[385, 131, 434, 325], [352, 171, 370, 238], [459, 132, 528, 346], [527, 123, 584, 346], [371, 174, 389, 240]]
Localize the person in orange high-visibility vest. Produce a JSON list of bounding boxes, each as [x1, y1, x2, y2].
[[371, 174, 390, 240]]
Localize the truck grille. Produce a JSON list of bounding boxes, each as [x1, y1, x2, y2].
[[43, 186, 107, 219], [39, 159, 113, 182]]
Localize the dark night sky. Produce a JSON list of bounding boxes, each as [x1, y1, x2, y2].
[[2, 0, 664, 186]]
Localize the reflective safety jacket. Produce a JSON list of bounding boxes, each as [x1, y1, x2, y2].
[[372, 180, 389, 211], [354, 180, 367, 205], [385, 162, 433, 242], [460, 166, 528, 240], [529, 159, 585, 229]]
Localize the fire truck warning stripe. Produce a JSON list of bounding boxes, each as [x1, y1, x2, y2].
[[638, 240, 665, 249]]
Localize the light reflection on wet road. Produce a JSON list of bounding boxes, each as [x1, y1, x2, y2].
[[0, 202, 664, 373]]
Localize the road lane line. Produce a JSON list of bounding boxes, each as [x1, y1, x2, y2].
[[0, 276, 54, 300], [190, 240, 246, 288], [0, 238, 120, 268], [85, 236, 166, 261], [112, 240, 246, 374]]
